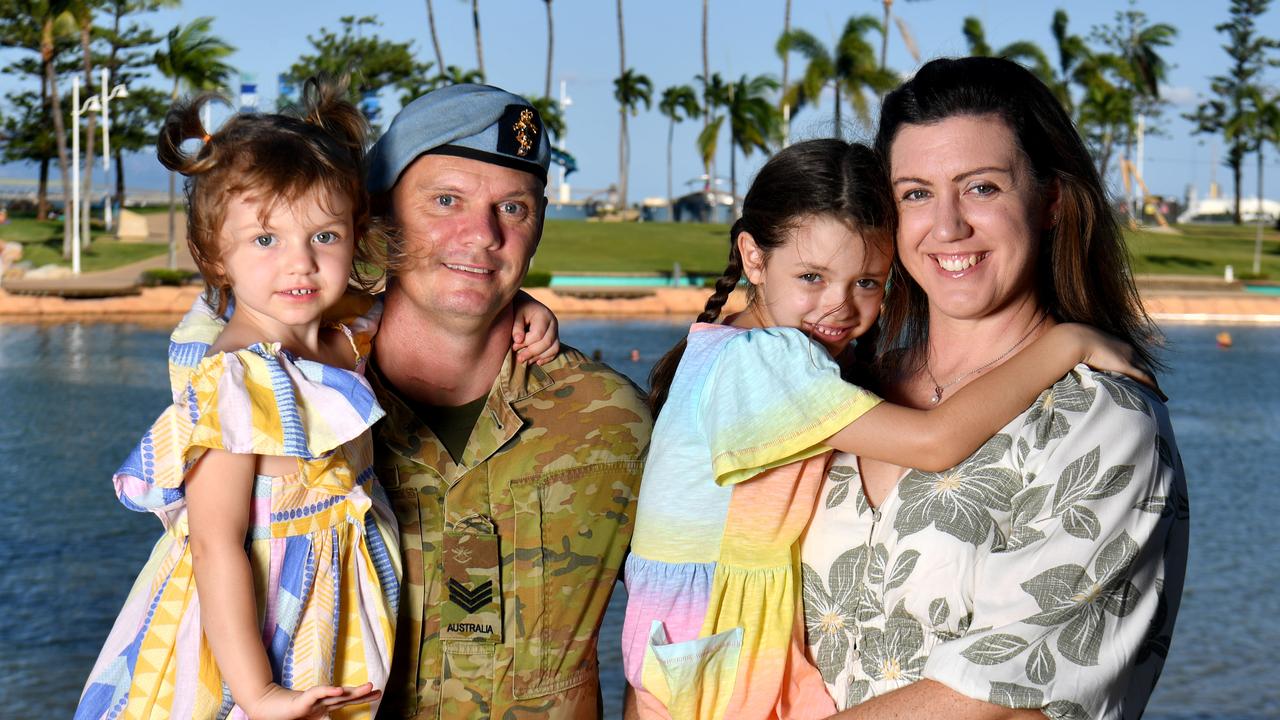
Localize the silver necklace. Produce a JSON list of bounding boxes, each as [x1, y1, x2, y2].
[[925, 313, 1048, 404]]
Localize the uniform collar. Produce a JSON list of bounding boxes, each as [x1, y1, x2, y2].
[[370, 348, 557, 486]]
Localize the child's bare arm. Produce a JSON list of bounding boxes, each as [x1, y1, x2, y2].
[[512, 290, 560, 365], [827, 323, 1153, 471], [186, 450, 380, 719], [186, 449, 278, 711]]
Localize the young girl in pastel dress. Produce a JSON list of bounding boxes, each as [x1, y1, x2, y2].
[[622, 140, 1154, 720], [73, 80, 557, 720]]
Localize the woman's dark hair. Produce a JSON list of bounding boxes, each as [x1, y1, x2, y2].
[[157, 75, 385, 315], [874, 56, 1161, 372], [647, 139, 895, 414]]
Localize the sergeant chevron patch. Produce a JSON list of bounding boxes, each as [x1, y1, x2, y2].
[[448, 578, 494, 614]]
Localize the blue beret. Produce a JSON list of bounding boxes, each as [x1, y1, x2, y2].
[[367, 83, 551, 194]]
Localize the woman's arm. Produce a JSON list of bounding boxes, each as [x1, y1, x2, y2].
[[827, 680, 1044, 720], [827, 323, 1149, 471], [186, 450, 380, 719]]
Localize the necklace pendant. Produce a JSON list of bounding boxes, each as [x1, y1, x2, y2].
[[930, 386, 943, 404]]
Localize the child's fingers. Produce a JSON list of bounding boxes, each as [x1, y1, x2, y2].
[[320, 687, 381, 709], [533, 339, 561, 365]]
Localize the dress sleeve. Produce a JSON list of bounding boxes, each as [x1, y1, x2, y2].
[[922, 370, 1189, 717], [112, 347, 386, 529], [698, 327, 881, 487]]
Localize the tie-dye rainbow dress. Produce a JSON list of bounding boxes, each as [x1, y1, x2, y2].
[[622, 323, 882, 720], [74, 297, 400, 720]]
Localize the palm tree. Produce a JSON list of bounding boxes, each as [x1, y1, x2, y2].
[[696, 72, 729, 192], [1049, 9, 1091, 114], [613, 68, 652, 212], [778, 16, 896, 138], [724, 74, 781, 218], [613, 0, 650, 211], [701, 0, 713, 189], [780, 0, 791, 143], [469, 0, 485, 80], [424, 0, 445, 73], [1247, 88, 1280, 274], [659, 85, 700, 221], [154, 16, 234, 269], [0, 0, 74, 232], [542, 0, 554, 99], [878, 0, 930, 71], [40, 0, 75, 258], [527, 94, 565, 140], [961, 16, 1055, 86], [72, 0, 96, 252]]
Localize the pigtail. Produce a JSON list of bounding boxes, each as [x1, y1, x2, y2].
[[647, 222, 746, 416], [156, 93, 221, 176], [297, 75, 368, 166]]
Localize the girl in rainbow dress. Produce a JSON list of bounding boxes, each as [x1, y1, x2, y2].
[[73, 79, 557, 720], [621, 140, 1156, 720]]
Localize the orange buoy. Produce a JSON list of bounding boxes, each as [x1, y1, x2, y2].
[[1216, 331, 1232, 348]]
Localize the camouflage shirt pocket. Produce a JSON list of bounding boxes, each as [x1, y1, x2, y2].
[[508, 461, 642, 700]]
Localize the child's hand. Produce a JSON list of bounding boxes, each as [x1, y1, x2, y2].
[[1064, 323, 1164, 398], [245, 682, 381, 720], [513, 290, 560, 365]]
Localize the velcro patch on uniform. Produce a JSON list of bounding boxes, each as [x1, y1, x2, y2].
[[442, 529, 502, 643]]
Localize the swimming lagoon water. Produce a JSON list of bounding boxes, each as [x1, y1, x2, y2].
[[1, 318, 1276, 718]]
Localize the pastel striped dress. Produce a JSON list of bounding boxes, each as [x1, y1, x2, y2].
[[75, 297, 400, 720], [622, 324, 881, 720]]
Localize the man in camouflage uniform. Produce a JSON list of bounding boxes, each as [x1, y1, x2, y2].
[[364, 84, 652, 718]]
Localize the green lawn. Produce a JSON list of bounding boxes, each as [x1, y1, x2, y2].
[[4, 211, 1277, 280], [536, 219, 1280, 280], [1127, 223, 1279, 278], [0, 214, 167, 272], [533, 220, 733, 274]]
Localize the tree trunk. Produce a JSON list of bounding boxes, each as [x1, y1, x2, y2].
[[781, 0, 791, 99], [702, 0, 713, 191], [81, 22, 96, 251], [472, 0, 485, 81], [667, 119, 674, 221], [616, 0, 627, 210], [44, 23, 73, 260], [1231, 152, 1242, 225], [1254, 146, 1264, 275], [425, 0, 446, 74], [38, 159, 50, 221], [115, 148, 126, 209], [168, 82, 179, 270], [880, 0, 892, 70], [834, 84, 842, 139], [544, 0, 554, 99], [730, 131, 737, 220]]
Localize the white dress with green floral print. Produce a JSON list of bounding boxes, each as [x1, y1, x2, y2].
[[800, 366, 1188, 720]]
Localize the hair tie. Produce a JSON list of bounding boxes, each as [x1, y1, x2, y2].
[[202, 133, 212, 143]]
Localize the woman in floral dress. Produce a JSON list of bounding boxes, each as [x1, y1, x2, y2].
[[800, 57, 1188, 720]]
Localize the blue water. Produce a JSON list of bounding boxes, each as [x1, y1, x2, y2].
[[1, 318, 1277, 718]]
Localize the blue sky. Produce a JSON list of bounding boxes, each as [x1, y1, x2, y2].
[[2, 0, 1278, 204]]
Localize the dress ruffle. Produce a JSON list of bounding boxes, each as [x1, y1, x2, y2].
[[113, 295, 386, 530]]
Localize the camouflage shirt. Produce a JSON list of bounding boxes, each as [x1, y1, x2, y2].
[[370, 343, 651, 719]]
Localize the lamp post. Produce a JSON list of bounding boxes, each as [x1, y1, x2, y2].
[[71, 76, 100, 276], [70, 71, 126, 275], [98, 68, 128, 233]]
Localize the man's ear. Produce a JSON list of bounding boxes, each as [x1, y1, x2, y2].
[[737, 230, 766, 285], [533, 195, 548, 253]]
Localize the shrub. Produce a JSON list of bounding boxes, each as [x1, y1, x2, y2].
[[140, 268, 200, 287], [523, 271, 552, 288]]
